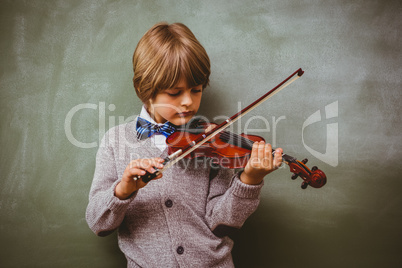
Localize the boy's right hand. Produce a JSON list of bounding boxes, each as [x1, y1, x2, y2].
[[115, 158, 164, 200]]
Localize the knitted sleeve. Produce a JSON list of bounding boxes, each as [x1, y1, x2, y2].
[[85, 131, 136, 236], [205, 168, 264, 234]]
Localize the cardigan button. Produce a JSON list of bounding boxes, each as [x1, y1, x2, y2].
[[165, 199, 173, 208], [176, 246, 184, 255]]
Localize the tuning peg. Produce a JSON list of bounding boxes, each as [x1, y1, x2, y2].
[[301, 181, 308, 189], [301, 158, 308, 164], [311, 166, 318, 171], [291, 173, 299, 180]]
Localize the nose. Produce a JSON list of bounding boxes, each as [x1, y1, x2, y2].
[[180, 90, 193, 107]]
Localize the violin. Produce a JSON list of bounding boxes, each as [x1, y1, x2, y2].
[[139, 68, 327, 189], [166, 120, 326, 189]]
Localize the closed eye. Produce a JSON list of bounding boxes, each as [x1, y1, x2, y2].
[[165, 89, 181, 96], [167, 91, 181, 97]]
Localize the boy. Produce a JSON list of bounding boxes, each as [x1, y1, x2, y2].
[[86, 22, 283, 267]]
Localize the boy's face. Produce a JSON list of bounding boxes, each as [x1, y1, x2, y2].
[[148, 78, 203, 126]]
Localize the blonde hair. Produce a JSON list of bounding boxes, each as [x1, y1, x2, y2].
[[133, 22, 210, 105]]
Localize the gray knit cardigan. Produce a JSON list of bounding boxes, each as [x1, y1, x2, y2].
[[86, 119, 264, 267]]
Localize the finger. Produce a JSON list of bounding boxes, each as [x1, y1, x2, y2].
[[263, 143, 273, 168], [153, 172, 163, 180], [130, 158, 164, 170], [135, 160, 164, 181], [257, 141, 265, 160], [145, 158, 164, 169], [139, 165, 159, 176], [264, 143, 272, 159], [129, 159, 146, 169], [125, 168, 146, 181], [250, 142, 259, 160], [273, 148, 283, 169], [136, 171, 163, 185], [154, 157, 165, 164], [147, 158, 164, 173], [154, 158, 165, 169]]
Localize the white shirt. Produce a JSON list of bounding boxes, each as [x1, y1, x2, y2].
[[139, 105, 168, 151]]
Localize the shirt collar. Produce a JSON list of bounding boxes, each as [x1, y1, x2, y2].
[[139, 105, 163, 125]]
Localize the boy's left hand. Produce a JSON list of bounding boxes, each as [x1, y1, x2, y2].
[[240, 141, 283, 185]]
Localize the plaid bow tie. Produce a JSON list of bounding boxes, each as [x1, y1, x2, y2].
[[136, 117, 177, 140]]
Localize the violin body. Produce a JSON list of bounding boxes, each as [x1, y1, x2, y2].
[[167, 131, 264, 168]]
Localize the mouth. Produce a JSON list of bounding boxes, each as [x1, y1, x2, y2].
[[177, 111, 194, 117]]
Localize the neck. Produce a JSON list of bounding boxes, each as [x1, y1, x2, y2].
[[145, 105, 167, 124]]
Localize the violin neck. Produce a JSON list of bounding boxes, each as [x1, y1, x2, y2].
[[220, 131, 297, 163], [281, 153, 296, 163]]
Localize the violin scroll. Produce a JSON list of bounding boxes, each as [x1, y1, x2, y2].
[[287, 157, 327, 189]]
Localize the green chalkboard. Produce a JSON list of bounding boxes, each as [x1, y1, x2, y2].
[[1, 0, 401, 267]]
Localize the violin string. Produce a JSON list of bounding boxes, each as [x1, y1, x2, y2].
[[223, 132, 253, 148], [219, 131, 254, 150], [219, 131, 287, 158]]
